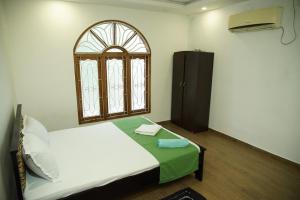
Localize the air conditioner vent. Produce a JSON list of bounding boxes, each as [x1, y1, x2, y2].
[[228, 7, 282, 32]]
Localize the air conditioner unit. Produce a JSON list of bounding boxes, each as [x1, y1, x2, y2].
[[228, 7, 282, 32]]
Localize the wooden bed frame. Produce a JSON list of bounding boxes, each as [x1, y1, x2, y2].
[[10, 104, 206, 200]]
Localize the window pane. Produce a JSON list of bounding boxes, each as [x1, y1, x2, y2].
[[131, 58, 145, 110], [80, 59, 100, 117], [115, 23, 135, 46], [76, 31, 105, 53], [106, 48, 123, 52], [123, 35, 147, 53], [106, 59, 124, 114], [92, 23, 114, 46], [75, 21, 150, 54]]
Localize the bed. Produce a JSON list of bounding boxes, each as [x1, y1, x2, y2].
[[10, 105, 206, 200]]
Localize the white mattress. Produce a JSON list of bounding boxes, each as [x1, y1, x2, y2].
[[24, 122, 159, 200]]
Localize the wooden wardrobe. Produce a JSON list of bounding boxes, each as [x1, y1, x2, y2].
[[171, 51, 214, 132]]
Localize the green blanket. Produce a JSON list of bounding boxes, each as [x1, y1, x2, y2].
[[113, 117, 199, 184]]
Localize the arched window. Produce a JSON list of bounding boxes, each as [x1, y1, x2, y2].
[[74, 20, 151, 124]]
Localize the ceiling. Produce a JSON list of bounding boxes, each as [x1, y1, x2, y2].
[[62, 0, 248, 15], [155, 0, 198, 5]]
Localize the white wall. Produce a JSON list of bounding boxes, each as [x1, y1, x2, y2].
[[4, 0, 189, 131], [3, 0, 299, 165], [189, 0, 300, 164], [0, 0, 16, 199]]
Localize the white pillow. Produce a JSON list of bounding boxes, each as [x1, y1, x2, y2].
[[22, 134, 59, 181], [22, 115, 50, 145]]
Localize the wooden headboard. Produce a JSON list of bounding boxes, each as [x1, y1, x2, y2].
[[10, 104, 25, 200]]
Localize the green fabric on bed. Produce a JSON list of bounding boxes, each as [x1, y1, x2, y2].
[[113, 117, 199, 184]]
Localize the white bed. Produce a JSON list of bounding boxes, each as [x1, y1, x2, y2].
[[24, 122, 159, 200], [9, 105, 204, 200]]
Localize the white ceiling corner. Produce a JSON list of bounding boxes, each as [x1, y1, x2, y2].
[[61, 0, 248, 15]]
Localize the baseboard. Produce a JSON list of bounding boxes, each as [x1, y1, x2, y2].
[[209, 128, 300, 168], [157, 120, 300, 167], [157, 120, 171, 124]]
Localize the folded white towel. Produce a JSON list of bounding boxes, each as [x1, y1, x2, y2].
[[135, 124, 161, 136]]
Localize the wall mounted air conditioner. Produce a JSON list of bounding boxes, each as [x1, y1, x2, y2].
[[228, 7, 282, 32]]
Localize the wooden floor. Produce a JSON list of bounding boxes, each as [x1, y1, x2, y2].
[[121, 122, 300, 200]]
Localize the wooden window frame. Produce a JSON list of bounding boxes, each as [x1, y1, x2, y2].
[[73, 20, 151, 124]]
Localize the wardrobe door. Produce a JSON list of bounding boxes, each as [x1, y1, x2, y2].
[[181, 52, 199, 131], [171, 52, 185, 126], [194, 52, 214, 131]]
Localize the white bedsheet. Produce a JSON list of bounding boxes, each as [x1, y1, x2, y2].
[[24, 122, 159, 200]]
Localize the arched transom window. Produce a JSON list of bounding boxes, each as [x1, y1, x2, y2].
[[74, 20, 151, 124]]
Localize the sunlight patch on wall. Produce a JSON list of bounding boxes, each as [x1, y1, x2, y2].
[[202, 10, 222, 30], [44, 1, 73, 26]]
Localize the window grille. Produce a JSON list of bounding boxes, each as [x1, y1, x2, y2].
[[74, 20, 151, 123]]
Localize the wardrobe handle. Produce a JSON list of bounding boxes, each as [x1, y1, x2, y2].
[[179, 81, 182, 87], [182, 82, 186, 87]]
